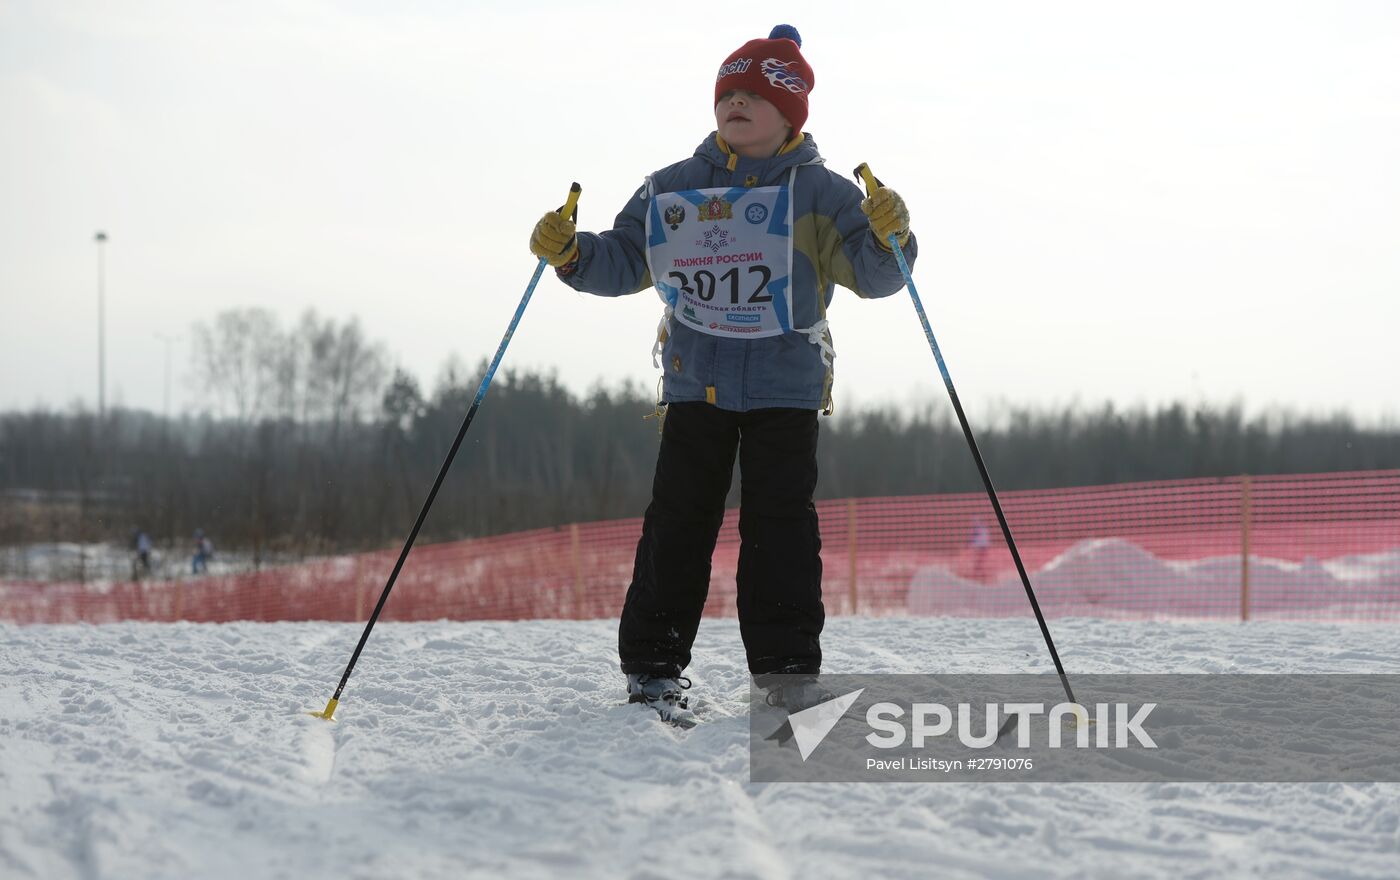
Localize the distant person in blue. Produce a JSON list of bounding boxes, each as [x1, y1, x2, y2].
[[530, 25, 916, 721], [192, 529, 214, 574], [132, 529, 152, 577]]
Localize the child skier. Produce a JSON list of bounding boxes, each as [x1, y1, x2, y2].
[[530, 25, 916, 722], [192, 529, 214, 575]]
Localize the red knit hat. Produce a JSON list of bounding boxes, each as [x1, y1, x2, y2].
[[714, 25, 815, 133]]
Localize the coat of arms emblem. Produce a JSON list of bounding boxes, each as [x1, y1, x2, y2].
[[664, 204, 686, 230], [698, 196, 733, 222]]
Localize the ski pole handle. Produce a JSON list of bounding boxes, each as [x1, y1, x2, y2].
[[561, 182, 582, 219], [530, 182, 582, 270], [854, 162, 899, 250], [854, 162, 879, 199]]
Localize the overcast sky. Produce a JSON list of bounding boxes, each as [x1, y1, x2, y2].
[[2, 1, 1398, 421]]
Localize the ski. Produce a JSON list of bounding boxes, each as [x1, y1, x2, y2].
[[651, 703, 699, 729], [629, 696, 699, 728]]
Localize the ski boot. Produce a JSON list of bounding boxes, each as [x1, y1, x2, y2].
[[761, 675, 837, 713], [627, 673, 696, 727]]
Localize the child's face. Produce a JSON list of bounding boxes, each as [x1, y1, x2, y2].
[[715, 89, 792, 157]]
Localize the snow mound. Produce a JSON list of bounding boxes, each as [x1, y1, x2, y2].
[[907, 538, 1400, 619]]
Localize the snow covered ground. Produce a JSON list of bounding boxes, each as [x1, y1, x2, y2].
[[2, 616, 1398, 879]]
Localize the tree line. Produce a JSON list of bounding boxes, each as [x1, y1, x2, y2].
[[2, 307, 1397, 567]]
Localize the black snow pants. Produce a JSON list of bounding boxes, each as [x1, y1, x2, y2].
[[618, 401, 824, 679]]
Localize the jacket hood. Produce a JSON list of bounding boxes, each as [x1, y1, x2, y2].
[[694, 131, 823, 172]]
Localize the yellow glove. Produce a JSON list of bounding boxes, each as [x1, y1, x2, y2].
[[529, 211, 579, 267], [861, 186, 911, 250]]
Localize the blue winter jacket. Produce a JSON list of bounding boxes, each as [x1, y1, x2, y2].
[[561, 132, 917, 412]]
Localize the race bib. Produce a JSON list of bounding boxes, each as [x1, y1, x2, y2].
[[645, 182, 794, 338]]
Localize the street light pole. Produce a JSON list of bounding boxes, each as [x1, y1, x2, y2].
[[95, 231, 108, 419]]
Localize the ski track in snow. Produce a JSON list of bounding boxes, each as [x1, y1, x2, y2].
[[1, 617, 1398, 879]]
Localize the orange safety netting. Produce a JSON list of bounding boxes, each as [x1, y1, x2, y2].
[[3, 469, 1398, 625]]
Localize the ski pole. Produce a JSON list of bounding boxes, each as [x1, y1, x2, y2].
[[309, 182, 582, 722], [855, 164, 1079, 726]]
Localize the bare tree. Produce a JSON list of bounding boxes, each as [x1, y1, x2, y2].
[[288, 311, 387, 431], [190, 308, 283, 424]]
